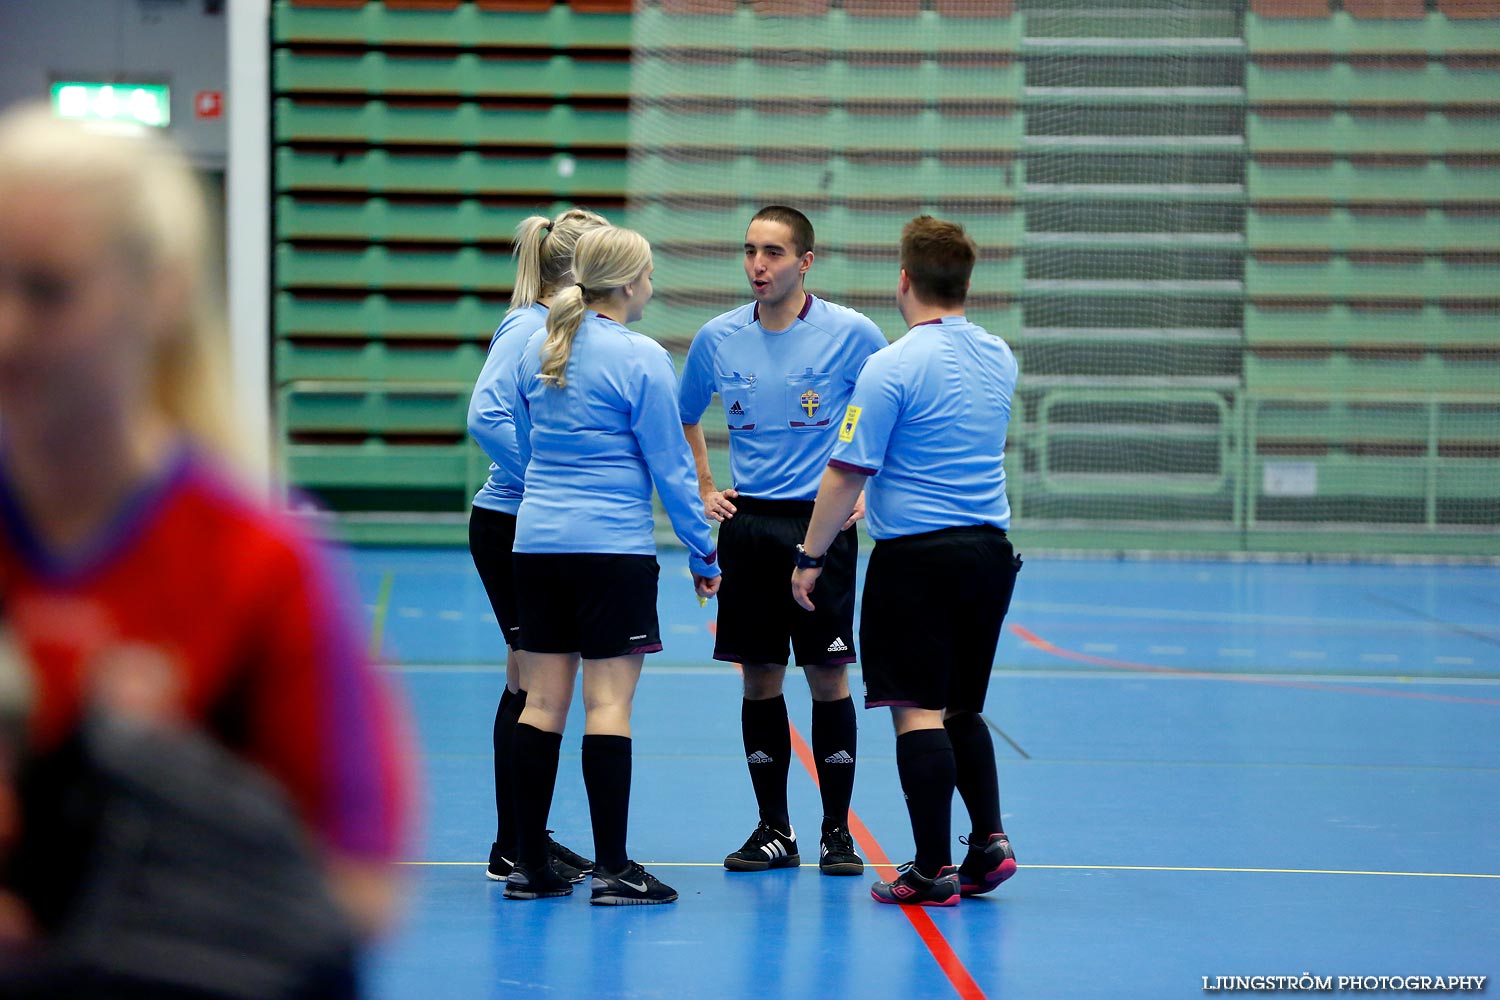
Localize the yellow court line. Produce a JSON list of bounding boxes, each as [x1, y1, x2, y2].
[[367, 571, 394, 661], [399, 861, 1499, 879]]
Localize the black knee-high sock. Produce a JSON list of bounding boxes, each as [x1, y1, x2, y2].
[[741, 695, 791, 832], [895, 728, 957, 876], [492, 688, 526, 850], [511, 722, 561, 870], [811, 696, 857, 827], [945, 711, 1003, 838], [581, 734, 632, 874]]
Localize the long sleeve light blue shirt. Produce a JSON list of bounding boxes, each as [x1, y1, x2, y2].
[[468, 304, 547, 514], [514, 314, 719, 578]]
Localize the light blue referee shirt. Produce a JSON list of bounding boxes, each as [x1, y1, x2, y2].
[[468, 303, 547, 514], [828, 315, 1017, 540], [514, 313, 719, 578], [679, 294, 887, 501]]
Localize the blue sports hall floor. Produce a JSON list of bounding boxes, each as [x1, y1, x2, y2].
[[348, 547, 1499, 999]]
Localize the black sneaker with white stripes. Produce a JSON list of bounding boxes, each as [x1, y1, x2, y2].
[[724, 821, 799, 872], [818, 821, 864, 876], [590, 860, 678, 905]]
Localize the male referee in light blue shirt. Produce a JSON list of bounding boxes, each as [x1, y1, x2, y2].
[[791, 215, 1023, 907], [680, 206, 887, 876]]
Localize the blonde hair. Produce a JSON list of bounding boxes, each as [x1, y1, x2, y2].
[[0, 104, 236, 459], [538, 227, 652, 389], [510, 208, 610, 311]]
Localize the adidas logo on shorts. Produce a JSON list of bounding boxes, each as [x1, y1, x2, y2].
[[823, 750, 854, 765], [746, 750, 774, 764], [826, 637, 848, 653]]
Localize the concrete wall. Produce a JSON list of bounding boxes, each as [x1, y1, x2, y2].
[[0, 0, 228, 166]]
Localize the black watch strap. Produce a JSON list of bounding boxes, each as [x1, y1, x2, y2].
[[794, 544, 826, 570]]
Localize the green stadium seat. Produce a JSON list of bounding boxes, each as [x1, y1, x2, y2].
[[1248, 157, 1499, 204], [277, 244, 518, 291], [274, 99, 629, 149], [276, 196, 624, 243], [1247, 252, 1500, 300], [1247, 205, 1500, 252], [1247, 61, 1498, 106], [1245, 346, 1497, 393], [277, 291, 510, 338], [277, 148, 628, 197], [1248, 109, 1500, 156], [277, 339, 486, 383], [1245, 301, 1500, 346], [273, 50, 630, 99], [283, 383, 470, 435]]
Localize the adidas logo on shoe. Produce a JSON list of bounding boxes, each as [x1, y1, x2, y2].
[[823, 750, 854, 765], [826, 637, 848, 653], [746, 750, 774, 764]]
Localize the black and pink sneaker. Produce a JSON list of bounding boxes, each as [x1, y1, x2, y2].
[[958, 833, 1017, 896], [870, 862, 960, 907]]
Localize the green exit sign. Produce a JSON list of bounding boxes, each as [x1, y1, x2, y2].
[[51, 82, 171, 128]]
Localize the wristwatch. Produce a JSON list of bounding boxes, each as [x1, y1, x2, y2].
[[793, 543, 826, 570]]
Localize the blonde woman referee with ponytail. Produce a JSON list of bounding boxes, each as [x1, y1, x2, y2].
[[467, 208, 606, 885], [504, 226, 720, 905]]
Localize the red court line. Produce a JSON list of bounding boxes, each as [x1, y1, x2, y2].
[[710, 622, 987, 1000], [1009, 624, 1500, 707], [786, 722, 988, 1000]]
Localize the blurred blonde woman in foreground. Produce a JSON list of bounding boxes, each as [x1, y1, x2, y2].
[[0, 104, 412, 996]]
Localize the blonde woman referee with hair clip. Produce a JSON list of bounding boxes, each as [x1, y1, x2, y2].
[[504, 226, 720, 905], [468, 208, 607, 885]]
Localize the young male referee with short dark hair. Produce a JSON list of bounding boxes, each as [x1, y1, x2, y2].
[[680, 206, 887, 876], [791, 215, 1023, 906]]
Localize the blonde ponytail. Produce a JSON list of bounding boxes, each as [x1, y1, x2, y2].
[[538, 285, 587, 388], [509, 207, 610, 312], [535, 226, 654, 390]]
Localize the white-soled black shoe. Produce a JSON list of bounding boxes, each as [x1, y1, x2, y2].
[[590, 860, 678, 905], [723, 821, 799, 872]]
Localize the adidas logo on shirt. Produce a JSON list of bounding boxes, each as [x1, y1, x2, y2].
[[728, 401, 745, 416], [746, 750, 774, 764], [826, 637, 848, 653], [823, 750, 854, 765]]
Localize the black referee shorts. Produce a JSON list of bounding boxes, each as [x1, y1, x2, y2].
[[469, 505, 523, 650], [859, 525, 1021, 712], [713, 497, 858, 668], [512, 552, 663, 660]]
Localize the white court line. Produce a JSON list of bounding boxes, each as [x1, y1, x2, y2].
[[1015, 600, 1500, 633], [401, 860, 1500, 879], [1148, 645, 1186, 655], [1437, 656, 1476, 666], [389, 664, 1500, 687], [1083, 643, 1118, 652]]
